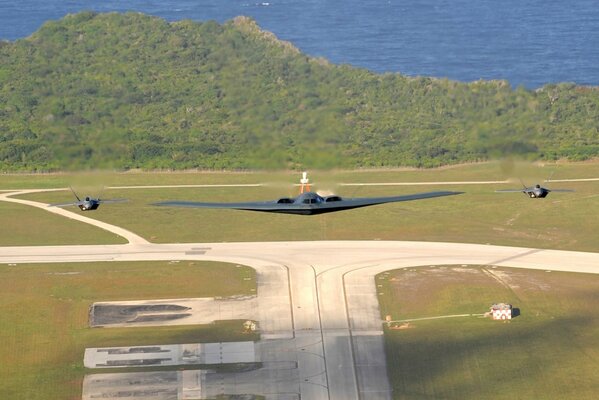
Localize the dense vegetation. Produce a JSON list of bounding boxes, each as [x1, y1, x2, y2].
[[0, 12, 598, 171]]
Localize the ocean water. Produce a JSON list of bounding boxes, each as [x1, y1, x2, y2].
[[0, 0, 597, 88]]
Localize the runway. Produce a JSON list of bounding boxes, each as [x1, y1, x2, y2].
[[2, 240, 599, 399]]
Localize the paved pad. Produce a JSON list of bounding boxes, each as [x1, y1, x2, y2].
[[82, 371, 181, 400], [90, 296, 258, 327], [84, 342, 257, 368], [83, 365, 300, 400]]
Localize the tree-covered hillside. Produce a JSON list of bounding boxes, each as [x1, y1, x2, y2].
[[0, 12, 598, 171]]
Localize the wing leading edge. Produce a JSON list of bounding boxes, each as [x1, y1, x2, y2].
[[98, 198, 129, 204], [495, 189, 527, 193], [154, 200, 284, 211], [48, 198, 128, 207], [343, 191, 462, 207], [48, 201, 86, 208]]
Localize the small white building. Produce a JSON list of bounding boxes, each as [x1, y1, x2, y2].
[[491, 303, 512, 320]]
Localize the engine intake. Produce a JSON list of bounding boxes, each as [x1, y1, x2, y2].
[[277, 198, 294, 204]]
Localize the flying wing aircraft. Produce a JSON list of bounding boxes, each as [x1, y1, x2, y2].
[[496, 177, 574, 198], [48, 187, 128, 211], [155, 172, 463, 215]]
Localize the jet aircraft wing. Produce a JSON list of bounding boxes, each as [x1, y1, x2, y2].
[[48, 201, 86, 208], [495, 189, 527, 193], [341, 191, 462, 207], [547, 189, 575, 192], [155, 200, 282, 211], [98, 198, 129, 204]]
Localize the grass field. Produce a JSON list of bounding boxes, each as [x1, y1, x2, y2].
[[0, 261, 257, 400], [2, 161, 599, 188], [377, 266, 599, 399], [0, 201, 126, 246], [9, 161, 599, 251]]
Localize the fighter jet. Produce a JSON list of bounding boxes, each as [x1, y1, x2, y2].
[[155, 172, 463, 215], [495, 179, 574, 198], [48, 187, 127, 211]]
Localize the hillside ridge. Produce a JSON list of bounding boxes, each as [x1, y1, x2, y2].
[[0, 12, 598, 171]]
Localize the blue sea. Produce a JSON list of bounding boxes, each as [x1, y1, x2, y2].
[[1, 0, 597, 88]]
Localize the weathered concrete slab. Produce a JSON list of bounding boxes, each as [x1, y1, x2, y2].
[[352, 334, 393, 400], [90, 296, 258, 327], [82, 371, 182, 400], [83, 365, 299, 400], [85, 342, 257, 368], [255, 267, 294, 339]]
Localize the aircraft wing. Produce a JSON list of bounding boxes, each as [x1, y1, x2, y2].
[[98, 198, 129, 204], [495, 189, 526, 193], [48, 201, 86, 208], [548, 189, 575, 192], [337, 191, 463, 209], [154, 200, 282, 212]]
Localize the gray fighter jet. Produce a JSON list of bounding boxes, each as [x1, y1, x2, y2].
[[496, 179, 574, 198], [155, 172, 463, 215], [48, 187, 127, 211]]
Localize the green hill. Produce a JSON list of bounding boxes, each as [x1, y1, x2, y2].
[[1, 12, 598, 171]]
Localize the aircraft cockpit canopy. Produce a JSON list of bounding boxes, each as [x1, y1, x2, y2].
[[296, 192, 324, 204]]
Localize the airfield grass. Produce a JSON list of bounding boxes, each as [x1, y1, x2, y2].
[[9, 161, 599, 251], [3, 160, 599, 188], [0, 261, 257, 400], [0, 201, 126, 246], [377, 266, 599, 400]]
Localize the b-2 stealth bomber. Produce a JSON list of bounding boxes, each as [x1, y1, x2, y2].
[[155, 172, 462, 215]]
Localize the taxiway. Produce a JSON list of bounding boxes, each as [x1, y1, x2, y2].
[[2, 241, 599, 399]]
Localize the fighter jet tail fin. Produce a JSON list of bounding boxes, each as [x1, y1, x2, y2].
[[69, 186, 81, 202], [518, 178, 528, 190]]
